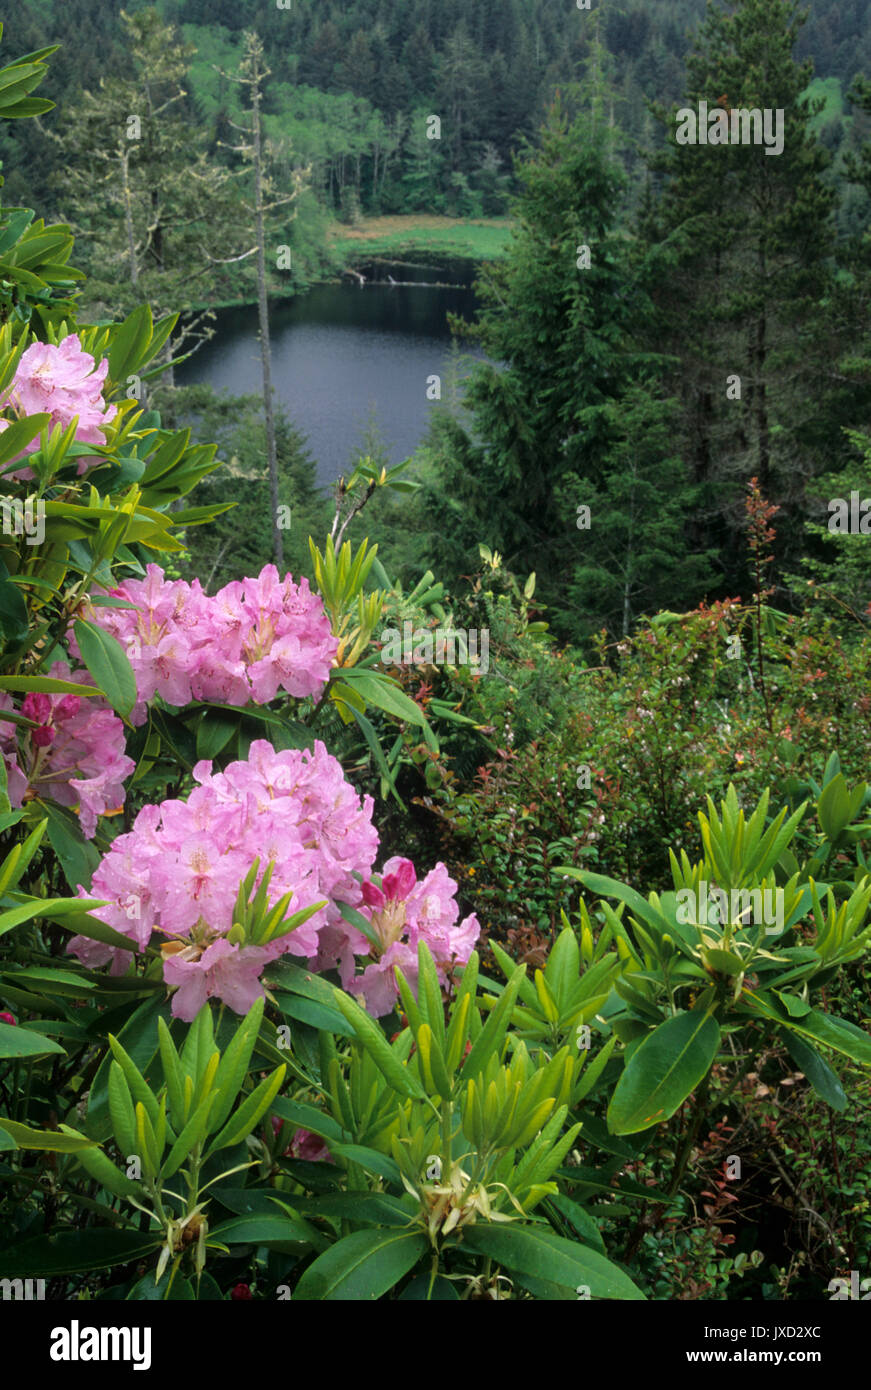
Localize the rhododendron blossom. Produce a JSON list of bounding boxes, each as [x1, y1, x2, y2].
[[76, 564, 338, 722], [67, 744, 478, 1022], [0, 334, 117, 476], [344, 856, 480, 1018], [0, 664, 134, 837], [67, 739, 379, 1019]]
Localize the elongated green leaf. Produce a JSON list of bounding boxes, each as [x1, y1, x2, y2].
[[786, 1010, 871, 1067], [205, 1064, 285, 1154], [460, 1224, 645, 1300], [332, 990, 425, 1100], [780, 1028, 847, 1111], [294, 1228, 428, 1300], [341, 669, 426, 726], [208, 1211, 320, 1249], [0, 1021, 65, 1058], [0, 1118, 96, 1150], [607, 1011, 721, 1135], [73, 618, 137, 718], [0, 1230, 160, 1277]]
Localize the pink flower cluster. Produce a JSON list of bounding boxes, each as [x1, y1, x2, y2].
[[78, 564, 338, 722], [343, 857, 480, 1018], [67, 740, 479, 1022], [67, 739, 380, 1020], [0, 664, 135, 837], [0, 334, 117, 477]]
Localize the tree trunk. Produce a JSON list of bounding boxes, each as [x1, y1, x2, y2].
[[122, 149, 138, 288], [250, 49, 284, 570]]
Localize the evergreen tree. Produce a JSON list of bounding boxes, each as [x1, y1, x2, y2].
[[643, 0, 838, 592], [428, 98, 667, 630]]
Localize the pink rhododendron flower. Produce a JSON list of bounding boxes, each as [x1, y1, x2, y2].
[[161, 938, 271, 1021], [348, 856, 479, 1017], [0, 1011, 16, 1026], [0, 334, 117, 477], [68, 740, 379, 1019], [65, 738, 476, 1021], [75, 563, 338, 722], [0, 665, 134, 838]]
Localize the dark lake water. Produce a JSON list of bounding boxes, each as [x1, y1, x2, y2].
[[178, 263, 482, 487]]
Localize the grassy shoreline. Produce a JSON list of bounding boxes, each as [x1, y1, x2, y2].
[[182, 215, 512, 312]]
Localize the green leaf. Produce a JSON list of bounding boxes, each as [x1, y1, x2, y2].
[[0, 1230, 161, 1277], [340, 669, 426, 726], [331, 989, 425, 1100], [0, 1118, 96, 1150], [205, 1064, 286, 1154], [0, 1021, 65, 1058], [785, 1010, 871, 1067], [40, 802, 102, 892], [0, 675, 100, 695], [460, 1224, 645, 1300], [607, 1012, 722, 1135], [208, 1211, 321, 1250], [779, 1029, 847, 1112], [398, 1274, 459, 1300], [293, 1228, 428, 1300], [127, 1270, 194, 1301], [73, 618, 137, 718]]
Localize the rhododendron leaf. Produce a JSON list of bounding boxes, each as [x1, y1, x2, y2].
[[0, 1231, 161, 1278], [341, 669, 427, 726], [294, 1228, 428, 1301], [206, 1064, 286, 1154], [162, 1089, 218, 1180], [270, 1098, 345, 1145], [109, 1034, 161, 1131], [274, 993, 354, 1037], [460, 1225, 645, 1300], [607, 1012, 722, 1135], [0, 1021, 65, 1059], [0, 896, 96, 940], [180, 1002, 217, 1087], [86, 995, 170, 1141], [210, 1209, 324, 1251], [52, 909, 141, 955], [107, 1062, 137, 1161], [332, 990, 426, 1100], [336, 898, 381, 954], [779, 1028, 847, 1112], [0, 674, 100, 695], [157, 1017, 185, 1127], [65, 1132, 141, 1200], [107, 304, 154, 386], [0, 577, 28, 644], [73, 618, 136, 718], [209, 1000, 265, 1134], [461, 965, 527, 1082], [0, 1117, 93, 1150], [416, 1023, 453, 1099], [416, 941, 446, 1049]]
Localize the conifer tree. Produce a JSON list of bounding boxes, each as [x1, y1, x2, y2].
[[643, 0, 837, 589]]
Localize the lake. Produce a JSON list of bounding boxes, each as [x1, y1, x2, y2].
[[177, 260, 483, 488]]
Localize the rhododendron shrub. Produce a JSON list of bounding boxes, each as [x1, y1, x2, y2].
[[66, 739, 478, 1019], [0, 663, 134, 837], [0, 333, 117, 475], [75, 562, 338, 722]]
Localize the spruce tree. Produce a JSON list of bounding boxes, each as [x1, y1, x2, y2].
[[643, 0, 837, 592]]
